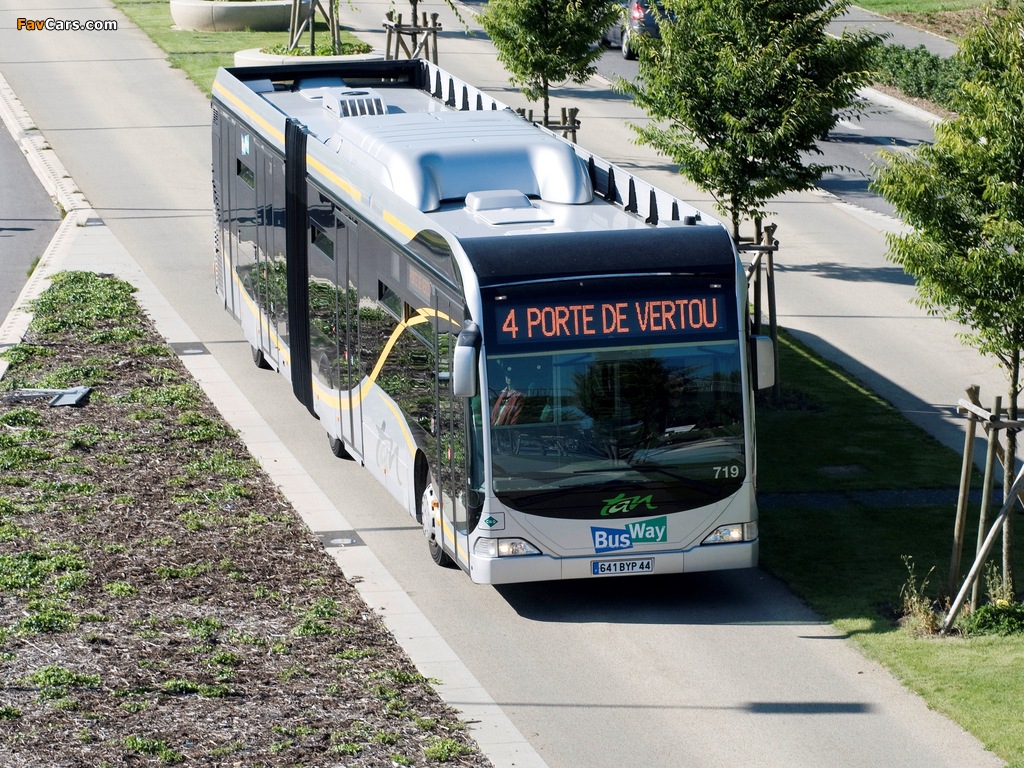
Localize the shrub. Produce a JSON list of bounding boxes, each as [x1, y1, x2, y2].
[[871, 44, 967, 110], [959, 602, 1024, 636]]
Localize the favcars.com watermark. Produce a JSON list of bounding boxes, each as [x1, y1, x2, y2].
[[18, 18, 118, 31]]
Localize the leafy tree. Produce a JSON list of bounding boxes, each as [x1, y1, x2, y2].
[[872, 7, 1024, 593], [481, 0, 620, 126], [617, 0, 880, 241]]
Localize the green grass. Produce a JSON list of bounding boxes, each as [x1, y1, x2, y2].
[[25, 665, 101, 698], [423, 737, 473, 761], [29, 272, 138, 332], [153, 562, 212, 580], [160, 678, 231, 698], [109, 0, 373, 95], [123, 734, 185, 764], [856, 0, 987, 13], [291, 597, 342, 637], [757, 331, 966, 493], [863, 633, 1024, 759]]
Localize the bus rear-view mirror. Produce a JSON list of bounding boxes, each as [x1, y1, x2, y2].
[[453, 321, 481, 397], [752, 335, 775, 390]]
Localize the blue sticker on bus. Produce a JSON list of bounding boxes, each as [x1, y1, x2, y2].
[[591, 516, 668, 553]]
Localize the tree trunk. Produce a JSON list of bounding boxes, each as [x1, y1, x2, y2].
[[542, 77, 550, 127]]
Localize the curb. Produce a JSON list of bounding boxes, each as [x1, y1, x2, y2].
[[859, 85, 945, 127]]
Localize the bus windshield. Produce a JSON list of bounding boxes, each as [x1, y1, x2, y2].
[[485, 341, 745, 518]]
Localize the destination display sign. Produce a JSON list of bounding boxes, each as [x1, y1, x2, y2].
[[492, 293, 729, 347]]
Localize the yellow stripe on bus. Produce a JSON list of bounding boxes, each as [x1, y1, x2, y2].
[[308, 306, 459, 456], [290, 303, 460, 411], [215, 82, 428, 246], [441, 515, 467, 562], [213, 81, 283, 143], [229, 262, 291, 367], [306, 155, 362, 204], [383, 210, 418, 241]]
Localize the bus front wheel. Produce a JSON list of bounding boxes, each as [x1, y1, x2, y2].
[[251, 343, 271, 370], [329, 435, 352, 460], [421, 484, 455, 568]]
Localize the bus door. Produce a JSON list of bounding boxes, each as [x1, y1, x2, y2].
[[212, 108, 240, 320], [253, 147, 285, 371], [337, 212, 363, 459], [435, 292, 470, 566], [231, 124, 259, 335]]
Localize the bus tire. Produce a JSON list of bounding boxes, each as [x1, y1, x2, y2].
[[421, 483, 455, 568], [329, 435, 352, 460], [251, 343, 271, 370]]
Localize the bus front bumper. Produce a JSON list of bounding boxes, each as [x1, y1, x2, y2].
[[469, 540, 758, 585]]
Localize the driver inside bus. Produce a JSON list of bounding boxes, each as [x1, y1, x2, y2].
[[491, 372, 524, 425]]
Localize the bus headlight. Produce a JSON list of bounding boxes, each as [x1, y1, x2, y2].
[[474, 538, 541, 557], [702, 522, 757, 545]]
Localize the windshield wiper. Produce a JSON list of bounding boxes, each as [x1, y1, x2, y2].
[[571, 464, 720, 493], [630, 463, 729, 494]]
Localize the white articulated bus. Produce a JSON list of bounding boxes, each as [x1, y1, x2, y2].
[[211, 58, 774, 584]]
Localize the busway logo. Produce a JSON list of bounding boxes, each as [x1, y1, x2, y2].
[[591, 516, 667, 553]]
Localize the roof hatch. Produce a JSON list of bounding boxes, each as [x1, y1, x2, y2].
[[465, 190, 555, 225]]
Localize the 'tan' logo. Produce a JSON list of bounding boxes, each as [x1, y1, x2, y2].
[[591, 517, 668, 553], [600, 492, 657, 516]]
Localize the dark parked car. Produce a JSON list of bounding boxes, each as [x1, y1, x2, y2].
[[603, 0, 663, 60]]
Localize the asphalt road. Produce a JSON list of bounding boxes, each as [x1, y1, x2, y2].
[[593, 49, 939, 219], [815, 95, 937, 218], [0, 122, 59, 319], [0, 2, 1006, 767]]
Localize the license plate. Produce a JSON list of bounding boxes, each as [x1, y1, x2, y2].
[[591, 558, 654, 576]]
